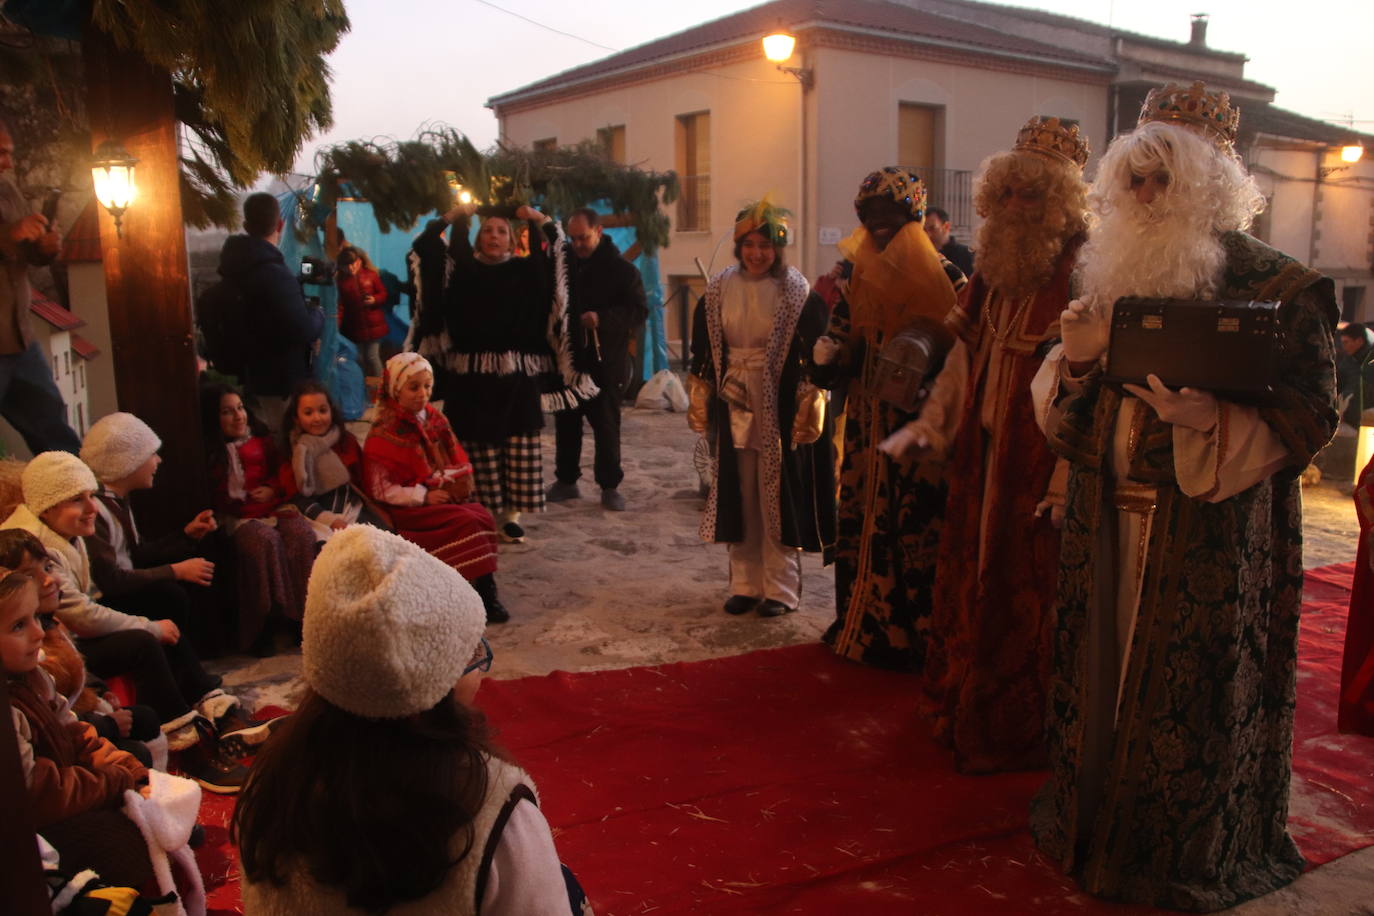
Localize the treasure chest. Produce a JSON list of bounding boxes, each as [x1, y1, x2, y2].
[[1103, 297, 1280, 399], [873, 319, 950, 413]]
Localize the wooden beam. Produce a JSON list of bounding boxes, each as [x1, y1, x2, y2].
[[82, 29, 208, 536]]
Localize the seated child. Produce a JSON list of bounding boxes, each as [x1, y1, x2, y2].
[[234, 525, 588, 914], [1, 562, 154, 888], [277, 380, 389, 540], [363, 352, 508, 622], [201, 383, 316, 654], [81, 411, 223, 659], [0, 459, 248, 793]]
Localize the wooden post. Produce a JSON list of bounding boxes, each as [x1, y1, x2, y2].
[[82, 29, 208, 536]]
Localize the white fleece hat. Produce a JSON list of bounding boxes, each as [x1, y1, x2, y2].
[[80, 412, 162, 483], [303, 525, 486, 719], [22, 451, 98, 517]]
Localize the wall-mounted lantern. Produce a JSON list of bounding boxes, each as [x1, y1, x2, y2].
[[91, 139, 138, 238], [762, 31, 813, 90]]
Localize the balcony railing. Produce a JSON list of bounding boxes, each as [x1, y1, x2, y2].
[[903, 166, 974, 236], [677, 174, 711, 231]]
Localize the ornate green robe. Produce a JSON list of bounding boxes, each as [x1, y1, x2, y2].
[[1029, 232, 1338, 911]]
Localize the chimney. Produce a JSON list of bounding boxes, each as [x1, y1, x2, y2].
[[1190, 13, 1209, 48]]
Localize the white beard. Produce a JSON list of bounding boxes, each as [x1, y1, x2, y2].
[[1076, 194, 1226, 313]]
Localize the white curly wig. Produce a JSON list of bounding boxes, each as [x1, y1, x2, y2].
[[1076, 121, 1266, 308]]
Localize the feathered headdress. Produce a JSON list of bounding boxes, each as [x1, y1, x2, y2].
[[733, 193, 792, 247]]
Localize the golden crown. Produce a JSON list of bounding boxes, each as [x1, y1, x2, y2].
[[1138, 81, 1240, 147], [1013, 116, 1090, 169]]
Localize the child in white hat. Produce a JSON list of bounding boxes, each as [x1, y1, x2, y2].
[[0, 451, 249, 793], [234, 525, 588, 914]]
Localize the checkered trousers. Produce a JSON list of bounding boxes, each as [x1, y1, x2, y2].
[[465, 433, 545, 514]]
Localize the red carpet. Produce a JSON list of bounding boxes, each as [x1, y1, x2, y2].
[[196, 563, 1374, 915]]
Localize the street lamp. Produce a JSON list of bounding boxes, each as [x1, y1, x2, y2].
[[1342, 144, 1364, 164], [762, 32, 795, 63], [761, 31, 813, 90], [91, 139, 138, 238]]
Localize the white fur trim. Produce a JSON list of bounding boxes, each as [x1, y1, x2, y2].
[[21, 451, 98, 517], [545, 221, 602, 407], [80, 413, 162, 483], [699, 266, 811, 543], [123, 770, 205, 916], [303, 525, 486, 719]]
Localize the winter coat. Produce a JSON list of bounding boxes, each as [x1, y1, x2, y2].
[[0, 504, 161, 638], [215, 234, 324, 396], [9, 668, 147, 828], [565, 234, 647, 392], [336, 267, 389, 344]]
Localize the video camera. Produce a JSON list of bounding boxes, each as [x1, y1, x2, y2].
[[298, 256, 334, 286]]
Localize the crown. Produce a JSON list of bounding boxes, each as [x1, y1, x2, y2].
[[1138, 81, 1240, 147], [1013, 116, 1090, 168]]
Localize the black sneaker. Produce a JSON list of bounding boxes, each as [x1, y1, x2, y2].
[[724, 595, 759, 615], [500, 520, 526, 543], [218, 710, 289, 757], [546, 481, 580, 502], [757, 599, 796, 617], [600, 488, 626, 511], [485, 598, 511, 624], [178, 734, 250, 795]]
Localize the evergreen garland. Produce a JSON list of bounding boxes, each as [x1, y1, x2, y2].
[[313, 128, 680, 253], [87, 0, 350, 228]]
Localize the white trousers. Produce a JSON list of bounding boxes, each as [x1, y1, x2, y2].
[[727, 447, 802, 607]]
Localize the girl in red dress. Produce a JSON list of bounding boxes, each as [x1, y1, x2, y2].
[[202, 384, 316, 653], [277, 380, 389, 540], [363, 352, 508, 622]]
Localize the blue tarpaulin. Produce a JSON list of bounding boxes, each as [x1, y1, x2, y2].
[[279, 191, 670, 417]]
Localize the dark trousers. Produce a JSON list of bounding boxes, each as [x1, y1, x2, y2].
[[86, 705, 159, 767], [554, 387, 623, 489], [103, 582, 221, 702], [0, 340, 81, 454], [78, 629, 196, 724]]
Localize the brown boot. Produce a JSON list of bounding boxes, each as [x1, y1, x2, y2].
[[177, 718, 249, 794]]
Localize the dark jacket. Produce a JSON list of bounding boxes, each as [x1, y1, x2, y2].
[[565, 235, 647, 392], [87, 488, 197, 600], [411, 216, 555, 442], [216, 234, 324, 396], [940, 237, 975, 279]]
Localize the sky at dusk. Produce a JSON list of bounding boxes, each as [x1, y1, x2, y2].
[[295, 0, 1371, 175]]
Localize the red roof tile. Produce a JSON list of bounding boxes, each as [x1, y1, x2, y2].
[[71, 334, 101, 360], [60, 199, 102, 263], [488, 0, 1111, 108], [29, 290, 84, 331]]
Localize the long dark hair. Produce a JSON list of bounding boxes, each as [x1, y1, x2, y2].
[[232, 689, 503, 913], [199, 382, 270, 473], [278, 379, 345, 456]]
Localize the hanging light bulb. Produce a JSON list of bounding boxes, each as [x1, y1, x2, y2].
[[90, 139, 138, 238]]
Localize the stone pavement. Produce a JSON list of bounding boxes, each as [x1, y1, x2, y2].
[[216, 405, 1371, 914]]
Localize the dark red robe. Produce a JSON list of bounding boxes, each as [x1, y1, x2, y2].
[[921, 235, 1082, 772], [1341, 458, 1374, 735]]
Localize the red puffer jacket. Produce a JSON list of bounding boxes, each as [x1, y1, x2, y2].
[[336, 267, 389, 343]]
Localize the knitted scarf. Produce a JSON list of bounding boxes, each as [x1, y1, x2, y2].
[[290, 427, 351, 497]]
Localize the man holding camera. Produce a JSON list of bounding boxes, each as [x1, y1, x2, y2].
[[213, 192, 324, 428], [0, 116, 82, 454], [1028, 83, 1337, 909]]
